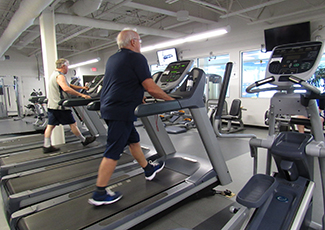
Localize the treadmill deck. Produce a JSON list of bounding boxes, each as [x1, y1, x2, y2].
[[17, 168, 188, 230]]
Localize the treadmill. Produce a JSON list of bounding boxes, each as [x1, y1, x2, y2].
[[0, 75, 97, 155], [0, 145, 152, 219], [9, 60, 232, 230], [1, 75, 153, 218], [0, 112, 90, 155], [0, 74, 106, 178]]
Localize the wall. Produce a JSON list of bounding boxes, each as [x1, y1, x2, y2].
[[0, 50, 44, 116], [67, 54, 105, 85]]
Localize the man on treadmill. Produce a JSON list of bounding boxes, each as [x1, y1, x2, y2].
[[43, 58, 96, 153], [88, 29, 174, 206]]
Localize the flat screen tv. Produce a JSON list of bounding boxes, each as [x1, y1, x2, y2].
[[157, 48, 178, 66], [264, 22, 311, 51]]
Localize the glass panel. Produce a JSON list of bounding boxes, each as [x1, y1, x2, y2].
[[198, 54, 229, 76], [309, 53, 325, 92], [150, 64, 167, 75], [198, 54, 229, 100], [241, 50, 272, 98]]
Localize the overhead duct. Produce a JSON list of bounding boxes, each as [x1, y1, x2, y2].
[[55, 14, 186, 38], [70, 0, 103, 17], [0, 0, 53, 58]]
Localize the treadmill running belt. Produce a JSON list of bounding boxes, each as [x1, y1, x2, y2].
[[0, 135, 43, 148], [6, 154, 133, 194], [17, 169, 187, 230], [0, 141, 100, 165], [0, 132, 84, 155]]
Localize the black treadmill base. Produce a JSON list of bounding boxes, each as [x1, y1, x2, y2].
[[16, 168, 188, 230], [129, 183, 220, 230]]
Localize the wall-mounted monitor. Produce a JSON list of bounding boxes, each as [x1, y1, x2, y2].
[[264, 22, 311, 52], [157, 48, 178, 66]]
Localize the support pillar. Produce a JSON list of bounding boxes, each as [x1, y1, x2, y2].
[[39, 9, 65, 145]]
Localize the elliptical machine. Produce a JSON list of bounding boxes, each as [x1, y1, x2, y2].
[[223, 41, 325, 230]]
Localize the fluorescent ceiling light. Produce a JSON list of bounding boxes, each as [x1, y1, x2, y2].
[[185, 28, 229, 42], [69, 57, 101, 68], [141, 26, 230, 53], [142, 39, 185, 52]]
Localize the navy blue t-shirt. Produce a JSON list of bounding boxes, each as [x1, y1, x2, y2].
[[100, 48, 152, 121]]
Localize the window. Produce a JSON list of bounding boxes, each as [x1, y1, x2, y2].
[[197, 54, 229, 77], [150, 64, 167, 75], [308, 52, 325, 91], [197, 54, 230, 100], [241, 50, 273, 98], [320, 53, 325, 66]]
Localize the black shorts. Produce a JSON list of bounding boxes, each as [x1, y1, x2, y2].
[[47, 109, 76, 126], [103, 120, 140, 160]]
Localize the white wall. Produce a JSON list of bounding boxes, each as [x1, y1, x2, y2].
[[67, 54, 106, 85], [0, 50, 44, 116]]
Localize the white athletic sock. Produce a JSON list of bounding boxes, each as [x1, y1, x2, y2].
[[77, 135, 86, 142], [44, 138, 51, 148]]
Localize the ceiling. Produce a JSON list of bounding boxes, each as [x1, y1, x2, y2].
[[0, 0, 324, 59]]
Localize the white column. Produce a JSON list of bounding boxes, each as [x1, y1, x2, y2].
[[39, 9, 65, 145]]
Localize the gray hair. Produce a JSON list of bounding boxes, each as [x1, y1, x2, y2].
[[116, 28, 138, 49], [56, 58, 69, 69]]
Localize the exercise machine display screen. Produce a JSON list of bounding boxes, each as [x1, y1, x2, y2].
[[157, 60, 193, 92], [269, 43, 322, 74], [266, 41, 324, 85]]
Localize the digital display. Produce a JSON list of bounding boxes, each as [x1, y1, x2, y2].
[[287, 55, 300, 60], [157, 48, 178, 66], [159, 61, 190, 83], [268, 43, 322, 75]]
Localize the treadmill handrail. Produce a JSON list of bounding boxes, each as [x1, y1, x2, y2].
[[87, 100, 100, 111], [60, 97, 100, 107], [29, 96, 46, 103], [135, 100, 182, 117]]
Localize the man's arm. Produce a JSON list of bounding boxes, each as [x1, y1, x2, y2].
[[70, 84, 89, 91], [57, 75, 91, 99], [142, 78, 174, 101]]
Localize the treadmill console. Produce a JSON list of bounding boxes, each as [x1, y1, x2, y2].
[[266, 41, 324, 87], [86, 74, 104, 97], [157, 60, 194, 92]]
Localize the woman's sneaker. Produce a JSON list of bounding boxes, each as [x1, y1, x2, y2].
[[88, 189, 122, 206], [145, 160, 165, 181]]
